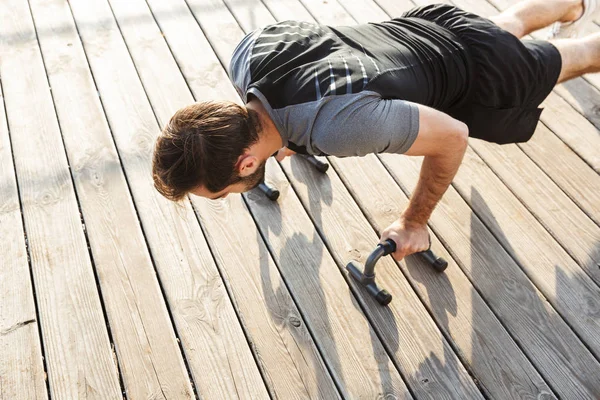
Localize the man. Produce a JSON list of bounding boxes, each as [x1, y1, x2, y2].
[[152, 0, 600, 261]]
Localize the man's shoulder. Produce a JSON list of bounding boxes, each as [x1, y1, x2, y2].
[[229, 29, 261, 101]]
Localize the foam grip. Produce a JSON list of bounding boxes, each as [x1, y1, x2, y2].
[[380, 239, 397, 256]]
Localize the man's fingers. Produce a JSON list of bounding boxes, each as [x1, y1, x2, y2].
[[391, 243, 427, 261], [392, 251, 405, 262]]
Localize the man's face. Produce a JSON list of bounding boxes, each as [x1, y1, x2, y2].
[[191, 160, 266, 200]]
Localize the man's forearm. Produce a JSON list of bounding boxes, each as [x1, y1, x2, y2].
[[402, 141, 467, 227]]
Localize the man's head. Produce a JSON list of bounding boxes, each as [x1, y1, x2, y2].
[[152, 101, 266, 201]]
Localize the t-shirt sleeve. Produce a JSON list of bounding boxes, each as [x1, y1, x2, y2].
[[308, 92, 420, 157]]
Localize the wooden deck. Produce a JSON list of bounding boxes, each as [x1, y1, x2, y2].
[[1, 0, 599, 398]]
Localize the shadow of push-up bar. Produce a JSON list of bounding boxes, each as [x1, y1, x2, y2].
[[259, 153, 449, 306]]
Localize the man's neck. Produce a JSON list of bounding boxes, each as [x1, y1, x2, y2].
[[247, 97, 283, 158]]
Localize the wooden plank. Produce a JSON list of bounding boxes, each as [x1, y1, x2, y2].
[[0, 75, 48, 400], [379, 152, 600, 399], [124, 0, 415, 396], [299, 0, 357, 25], [193, 195, 341, 399], [582, 72, 600, 95], [0, 0, 122, 398], [249, 159, 484, 399], [108, 0, 340, 398], [518, 125, 600, 226], [65, 0, 270, 397], [538, 93, 600, 172], [76, 0, 338, 396], [202, 189, 411, 399], [469, 135, 600, 281], [450, 148, 600, 340], [253, 0, 561, 398], [28, 0, 197, 398], [298, 153, 557, 399], [553, 77, 600, 131]]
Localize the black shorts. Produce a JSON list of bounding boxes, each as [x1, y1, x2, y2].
[[403, 4, 562, 144]]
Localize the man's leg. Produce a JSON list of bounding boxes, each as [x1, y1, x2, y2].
[[552, 33, 600, 82], [491, 0, 600, 83], [490, 0, 583, 38]]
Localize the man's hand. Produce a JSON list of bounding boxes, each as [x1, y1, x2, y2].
[[275, 147, 296, 161], [381, 217, 429, 261]]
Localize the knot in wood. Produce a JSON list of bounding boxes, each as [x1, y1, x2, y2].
[[289, 316, 301, 327]]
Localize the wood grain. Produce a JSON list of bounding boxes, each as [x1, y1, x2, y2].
[[539, 93, 600, 173], [380, 152, 600, 399], [67, 0, 270, 397], [553, 78, 600, 131], [469, 138, 600, 283], [29, 0, 197, 397], [0, 0, 122, 397], [5, 0, 598, 396], [518, 125, 600, 226], [104, 0, 343, 397], [449, 149, 600, 353], [194, 194, 341, 400], [0, 70, 48, 400], [323, 152, 556, 399]]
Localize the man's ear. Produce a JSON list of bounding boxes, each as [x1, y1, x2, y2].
[[236, 153, 259, 177]]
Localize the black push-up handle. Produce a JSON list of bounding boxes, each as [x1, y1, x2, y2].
[[258, 155, 329, 200], [346, 239, 448, 306], [300, 154, 329, 173], [257, 182, 280, 201], [382, 239, 448, 272]]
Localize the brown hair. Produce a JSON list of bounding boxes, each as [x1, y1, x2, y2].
[[152, 101, 261, 201]]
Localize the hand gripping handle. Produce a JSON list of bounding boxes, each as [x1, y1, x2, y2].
[[379, 238, 448, 272]]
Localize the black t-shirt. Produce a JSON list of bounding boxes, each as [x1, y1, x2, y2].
[[229, 18, 471, 156]]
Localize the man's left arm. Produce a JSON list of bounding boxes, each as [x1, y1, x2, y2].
[[381, 104, 468, 261]]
